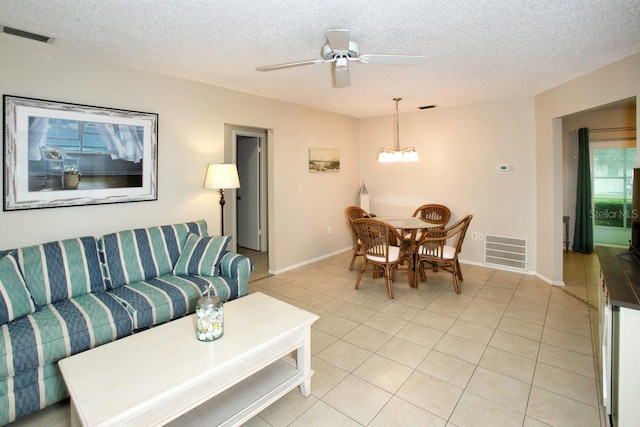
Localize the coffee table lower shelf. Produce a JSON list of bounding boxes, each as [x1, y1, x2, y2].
[[168, 356, 305, 426]]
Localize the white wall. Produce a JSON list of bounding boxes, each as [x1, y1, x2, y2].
[[360, 97, 537, 270], [536, 53, 640, 283], [0, 37, 360, 272]]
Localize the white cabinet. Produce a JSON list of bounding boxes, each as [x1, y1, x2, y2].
[[598, 248, 640, 427], [613, 307, 640, 426]]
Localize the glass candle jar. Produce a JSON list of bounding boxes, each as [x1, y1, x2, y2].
[[195, 293, 224, 342]]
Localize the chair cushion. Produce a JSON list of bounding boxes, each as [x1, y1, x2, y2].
[[418, 244, 456, 259], [172, 234, 231, 277], [0, 253, 37, 325], [366, 245, 401, 263]]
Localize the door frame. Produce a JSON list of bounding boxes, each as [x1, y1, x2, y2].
[[233, 130, 268, 252], [225, 125, 270, 254]]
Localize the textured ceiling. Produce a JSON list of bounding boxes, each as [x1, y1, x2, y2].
[[1, 0, 639, 118]]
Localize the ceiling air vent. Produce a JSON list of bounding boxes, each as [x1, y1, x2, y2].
[[2, 26, 53, 44]]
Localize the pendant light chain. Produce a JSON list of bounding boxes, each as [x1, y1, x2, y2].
[[394, 97, 401, 151]]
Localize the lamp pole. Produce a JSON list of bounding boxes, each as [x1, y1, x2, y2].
[[219, 188, 226, 235]]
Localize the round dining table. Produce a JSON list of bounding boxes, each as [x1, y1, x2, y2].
[[375, 216, 441, 287]]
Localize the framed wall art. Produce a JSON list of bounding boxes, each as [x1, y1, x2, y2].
[[3, 95, 158, 210], [308, 147, 340, 173]]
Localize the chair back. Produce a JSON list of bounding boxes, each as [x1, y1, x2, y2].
[[412, 204, 451, 226], [345, 206, 369, 245], [352, 218, 400, 262], [345, 206, 369, 223], [417, 214, 472, 259], [450, 214, 473, 254]]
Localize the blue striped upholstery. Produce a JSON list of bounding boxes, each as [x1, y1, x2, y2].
[[16, 237, 105, 306], [0, 363, 66, 425], [172, 234, 231, 276], [0, 291, 132, 425], [99, 220, 207, 289], [219, 252, 254, 297], [0, 292, 132, 379], [0, 252, 37, 324], [108, 273, 241, 330]]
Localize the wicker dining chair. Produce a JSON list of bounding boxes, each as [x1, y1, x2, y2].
[[345, 206, 370, 270], [407, 204, 453, 271], [412, 204, 451, 229], [351, 218, 409, 299], [415, 214, 473, 294]]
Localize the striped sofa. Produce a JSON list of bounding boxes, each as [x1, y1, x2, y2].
[[0, 220, 252, 425]]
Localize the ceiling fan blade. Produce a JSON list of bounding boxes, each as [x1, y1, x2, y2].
[[256, 58, 326, 71], [325, 29, 350, 52], [333, 60, 351, 88], [357, 54, 427, 65]]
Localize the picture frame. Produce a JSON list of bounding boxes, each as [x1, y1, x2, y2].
[[308, 147, 340, 173], [3, 95, 158, 210]]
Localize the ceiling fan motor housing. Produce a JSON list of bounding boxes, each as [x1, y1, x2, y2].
[[322, 41, 359, 60]]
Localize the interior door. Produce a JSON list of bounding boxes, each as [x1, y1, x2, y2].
[[237, 136, 261, 250]]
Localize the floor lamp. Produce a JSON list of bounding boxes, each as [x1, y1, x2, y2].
[[204, 163, 240, 235]]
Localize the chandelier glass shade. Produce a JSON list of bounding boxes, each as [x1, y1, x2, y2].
[[377, 97, 419, 163]]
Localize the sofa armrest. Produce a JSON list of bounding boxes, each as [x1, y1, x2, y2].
[[219, 252, 254, 297]]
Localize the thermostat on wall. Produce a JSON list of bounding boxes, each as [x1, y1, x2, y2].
[[497, 164, 513, 174]]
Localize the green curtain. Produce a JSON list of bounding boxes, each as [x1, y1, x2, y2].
[[572, 127, 594, 253]]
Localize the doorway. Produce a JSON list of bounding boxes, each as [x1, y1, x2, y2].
[[232, 128, 270, 281]]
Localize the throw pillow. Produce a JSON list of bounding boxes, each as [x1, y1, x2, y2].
[[173, 234, 231, 276], [0, 252, 37, 325]]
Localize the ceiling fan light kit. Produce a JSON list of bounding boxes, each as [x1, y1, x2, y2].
[[256, 29, 426, 88], [377, 98, 419, 163]]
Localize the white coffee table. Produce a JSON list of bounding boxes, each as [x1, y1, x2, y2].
[[58, 292, 319, 426]]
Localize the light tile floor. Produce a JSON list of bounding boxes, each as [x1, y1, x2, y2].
[[8, 250, 605, 427]]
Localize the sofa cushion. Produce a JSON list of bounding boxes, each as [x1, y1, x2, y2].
[[172, 234, 231, 277], [16, 237, 105, 306], [99, 220, 208, 290], [108, 274, 207, 330], [0, 363, 67, 425], [0, 291, 132, 379], [0, 252, 37, 325], [108, 273, 241, 330]]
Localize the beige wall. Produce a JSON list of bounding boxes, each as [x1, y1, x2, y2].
[[359, 97, 538, 271], [0, 38, 360, 272], [536, 53, 640, 283], [2, 36, 639, 280]]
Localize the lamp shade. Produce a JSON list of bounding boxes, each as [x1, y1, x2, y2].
[[203, 164, 240, 189]]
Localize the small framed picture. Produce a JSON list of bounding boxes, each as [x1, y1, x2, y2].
[[308, 147, 340, 173]]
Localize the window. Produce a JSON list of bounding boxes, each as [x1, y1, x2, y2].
[[42, 119, 142, 154], [591, 143, 636, 246]]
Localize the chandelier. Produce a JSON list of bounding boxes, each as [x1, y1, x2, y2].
[[377, 97, 419, 162]]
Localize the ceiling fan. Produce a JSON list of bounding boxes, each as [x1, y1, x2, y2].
[[256, 29, 426, 88]]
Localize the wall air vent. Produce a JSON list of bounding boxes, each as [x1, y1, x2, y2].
[[484, 234, 528, 271], [2, 26, 53, 44]]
